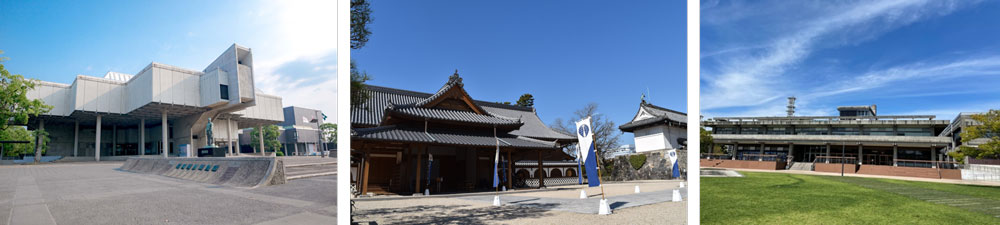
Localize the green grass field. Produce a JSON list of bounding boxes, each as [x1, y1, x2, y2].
[[701, 172, 1000, 224]]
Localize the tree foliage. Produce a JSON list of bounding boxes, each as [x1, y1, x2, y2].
[[350, 61, 372, 109], [516, 93, 534, 107], [0, 127, 35, 157], [351, 0, 374, 50], [0, 50, 53, 130], [629, 154, 647, 170], [249, 125, 281, 153], [550, 103, 621, 164], [701, 127, 714, 154], [948, 110, 1000, 163], [320, 122, 337, 144]]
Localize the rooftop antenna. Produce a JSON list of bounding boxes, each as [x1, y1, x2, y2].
[[787, 96, 796, 117]]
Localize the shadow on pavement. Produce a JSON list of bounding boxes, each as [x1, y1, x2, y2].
[[353, 203, 558, 224]]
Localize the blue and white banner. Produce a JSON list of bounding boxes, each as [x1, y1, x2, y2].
[[493, 137, 501, 188], [667, 149, 680, 178], [576, 117, 601, 187]]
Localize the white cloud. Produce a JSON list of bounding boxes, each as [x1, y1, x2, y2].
[[702, 0, 979, 115], [243, 0, 339, 123]]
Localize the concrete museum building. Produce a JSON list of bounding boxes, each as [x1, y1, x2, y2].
[[25, 44, 284, 161]]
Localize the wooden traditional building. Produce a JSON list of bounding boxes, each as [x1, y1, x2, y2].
[[351, 73, 576, 195]]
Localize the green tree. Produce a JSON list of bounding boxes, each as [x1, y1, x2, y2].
[[701, 127, 714, 155], [350, 61, 373, 109], [948, 110, 1000, 163], [351, 0, 374, 50], [250, 125, 281, 154], [0, 50, 53, 130], [0, 127, 35, 157], [33, 129, 49, 162], [320, 123, 337, 144], [550, 103, 621, 164], [516, 93, 534, 107]]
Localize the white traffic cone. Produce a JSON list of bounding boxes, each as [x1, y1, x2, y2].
[[492, 195, 501, 206], [424, 189, 430, 196], [680, 182, 685, 188], [634, 185, 641, 193], [579, 190, 587, 199], [502, 186, 507, 191], [672, 189, 682, 202], [598, 198, 613, 215]]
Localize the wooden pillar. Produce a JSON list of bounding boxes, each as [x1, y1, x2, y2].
[[506, 149, 513, 190], [415, 145, 423, 193], [361, 152, 371, 194], [537, 150, 544, 189]]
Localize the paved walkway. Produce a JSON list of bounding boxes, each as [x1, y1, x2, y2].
[[827, 176, 1000, 218], [0, 162, 335, 225], [458, 188, 686, 214], [711, 167, 1000, 187]]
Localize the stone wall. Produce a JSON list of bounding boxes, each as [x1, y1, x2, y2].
[[604, 149, 686, 181]]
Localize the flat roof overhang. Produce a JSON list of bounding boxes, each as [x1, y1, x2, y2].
[[711, 134, 951, 148]]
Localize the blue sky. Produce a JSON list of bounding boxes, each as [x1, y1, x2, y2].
[[352, 1, 687, 146], [701, 0, 1000, 121], [0, 0, 338, 122]]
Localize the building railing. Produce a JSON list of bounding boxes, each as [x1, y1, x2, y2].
[[738, 153, 785, 162], [894, 159, 960, 169], [813, 156, 857, 165], [967, 158, 1000, 166], [700, 153, 731, 159]]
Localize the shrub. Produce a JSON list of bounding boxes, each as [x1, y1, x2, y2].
[[629, 155, 647, 170]]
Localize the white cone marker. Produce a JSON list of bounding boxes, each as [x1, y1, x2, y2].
[[579, 190, 587, 199], [672, 189, 682, 202], [502, 186, 507, 191], [634, 185, 641, 193], [598, 199, 613, 215], [492, 195, 501, 206], [424, 189, 430, 196], [680, 182, 685, 188]]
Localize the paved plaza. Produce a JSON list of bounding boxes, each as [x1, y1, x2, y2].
[[352, 180, 687, 224], [0, 161, 335, 225]]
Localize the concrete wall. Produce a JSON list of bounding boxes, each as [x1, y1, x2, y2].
[[26, 82, 73, 116], [633, 125, 686, 153]]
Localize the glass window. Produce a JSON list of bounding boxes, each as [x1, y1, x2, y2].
[[220, 84, 230, 100], [863, 127, 894, 136], [897, 127, 932, 136], [796, 127, 828, 135], [713, 127, 737, 134], [831, 127, 860, 135], [767, 127, 790, 134], [741, 127, 762, 134]]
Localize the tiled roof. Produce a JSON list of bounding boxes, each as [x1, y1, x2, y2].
[[388, 105, 522, 127], [351, 79, 575, 142], [352, 125, 558, 149], [619, 102, 687, 131]]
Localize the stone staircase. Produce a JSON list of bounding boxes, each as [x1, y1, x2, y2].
[[788, 162, 813, 171], [284, 161, 336, 180]]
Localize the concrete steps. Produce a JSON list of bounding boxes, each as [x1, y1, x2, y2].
[[285, 162, 336, 180], [962, 164, 1000, 181], [789, 162, 813, 171]]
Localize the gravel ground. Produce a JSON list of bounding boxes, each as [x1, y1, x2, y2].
[[353, 180, 687, 224]]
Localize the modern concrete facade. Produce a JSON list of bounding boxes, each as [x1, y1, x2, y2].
[[703, 101, 963, 179], [24, 44, 284, 160], [237, 106, 327, 156]]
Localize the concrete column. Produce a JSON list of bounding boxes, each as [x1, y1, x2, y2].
[[294, 142, 299, 156], [258, 126, 265, 156], [931, 146, 937, 168], [95, 115, 102, 161], [893, 145, 898, 167], [858, 144, 863, 165], [732, 142, 739, 160], [73, 120, 79, 157], [788, 143, 795, 163], [759, 143, 765, 161], [140, 119, 145, 156], [112, 125, 117, 156], [826, 143, 831, 163], [227, 119, 234, 155], [162, 111, 168, 158]]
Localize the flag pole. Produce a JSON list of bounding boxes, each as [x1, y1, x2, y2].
[[591, 123, 607, 200]]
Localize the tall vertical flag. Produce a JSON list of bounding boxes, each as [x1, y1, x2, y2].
[[493, 136, 501, 188], [576, 117, 601, 187], [667, 149, 680, 178]]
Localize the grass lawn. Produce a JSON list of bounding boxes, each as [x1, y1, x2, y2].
[[701, 172, 1000, 224]]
